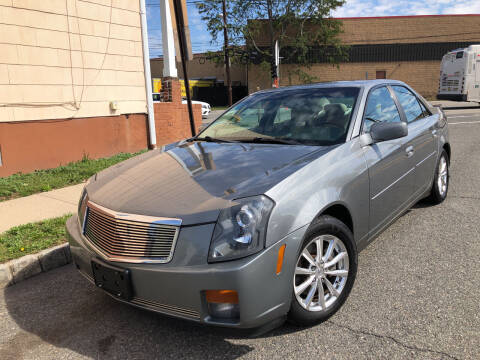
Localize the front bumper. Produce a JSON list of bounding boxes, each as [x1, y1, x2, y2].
[[66, 215, 307, 329]]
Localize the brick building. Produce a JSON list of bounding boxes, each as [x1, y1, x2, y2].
[[151, 53, 247, 86], [248, 14, 480, 98]]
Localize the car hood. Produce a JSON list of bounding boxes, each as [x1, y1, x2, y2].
[[86, 141, 334, 225]]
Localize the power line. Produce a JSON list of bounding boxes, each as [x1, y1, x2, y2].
[[146, 1, 203, 7]]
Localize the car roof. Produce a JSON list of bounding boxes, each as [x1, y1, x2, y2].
[[254, 79, 408, 94]]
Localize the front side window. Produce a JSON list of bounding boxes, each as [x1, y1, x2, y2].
[[392, 86, 425, 123], [363, 86, 401, 132], [199, 87, 360, 146]]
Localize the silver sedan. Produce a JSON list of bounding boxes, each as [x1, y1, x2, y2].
[[67, 80, 450, 332]]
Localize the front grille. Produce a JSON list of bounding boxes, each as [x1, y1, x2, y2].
[[441, 79, 459, 87], [83, 201, 180, 263]]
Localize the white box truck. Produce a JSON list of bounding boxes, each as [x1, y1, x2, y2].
[[437, 45, 480, 102]]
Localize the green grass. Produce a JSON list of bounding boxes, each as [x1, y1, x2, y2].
[[0, 215, 71, 263], [0, 150, 147, 202]]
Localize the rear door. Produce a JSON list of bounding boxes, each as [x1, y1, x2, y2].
[[391, 86, 437, 196], [362, 86, 416, 236]]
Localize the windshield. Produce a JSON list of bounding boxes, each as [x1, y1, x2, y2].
[[198, 87, 360, 146]]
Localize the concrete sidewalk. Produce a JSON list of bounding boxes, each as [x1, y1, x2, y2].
[[430, 100, 480, 109], [0, 183, 84, 233]]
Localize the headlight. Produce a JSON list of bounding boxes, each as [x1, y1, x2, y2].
[[78, 188, 89, 231], [208, 195, 274, 263]]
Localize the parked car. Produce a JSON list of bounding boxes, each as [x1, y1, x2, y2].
[[152, 93, 211, 118], [67, 80, 450, 332], [182, 98, 211, 118]]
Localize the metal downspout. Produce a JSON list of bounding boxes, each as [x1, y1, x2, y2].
[[139, 0, 157, 149]]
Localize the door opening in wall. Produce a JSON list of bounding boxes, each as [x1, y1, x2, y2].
[[0, 145, 3, 167]]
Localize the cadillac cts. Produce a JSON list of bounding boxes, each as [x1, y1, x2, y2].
[[67, 80, 450, 331]]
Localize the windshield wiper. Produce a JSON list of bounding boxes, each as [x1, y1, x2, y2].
[[239, 137, 302, 145], [189, 136, 239, 143]]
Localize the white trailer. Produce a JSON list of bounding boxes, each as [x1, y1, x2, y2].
[[437, 45, 480, 102]]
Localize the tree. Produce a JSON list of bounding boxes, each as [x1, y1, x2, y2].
[[196, 0, 241, 105], [198, 0, 348, 87], [233, 0, 348, 85], [195, 1, 257, 71]]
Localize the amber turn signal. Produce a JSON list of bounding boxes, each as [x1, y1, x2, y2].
[[276, 244, 286, 275], [205, 290, 239, 304]]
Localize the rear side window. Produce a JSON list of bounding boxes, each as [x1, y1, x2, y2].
[[456, 51, 464, 59], [418, 100, 431, 117], [363, 86, 401, 132], [392, 86, 424, 123]]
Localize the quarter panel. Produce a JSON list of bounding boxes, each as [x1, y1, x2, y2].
[[266, 138, 370, 247]]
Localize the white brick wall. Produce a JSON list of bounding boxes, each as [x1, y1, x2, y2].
[[0, 0, 146, 122]]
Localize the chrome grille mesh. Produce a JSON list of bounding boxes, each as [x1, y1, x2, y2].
[[83, 201, 180, 263]]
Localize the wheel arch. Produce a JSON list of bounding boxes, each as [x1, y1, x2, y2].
[[443, 142, 451, 162], [314, 202, 354, 235]]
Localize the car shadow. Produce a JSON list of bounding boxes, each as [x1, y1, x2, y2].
[[411, 198, 435, 209], [401, 198, 436, 218], [1, 265, 302, 359]]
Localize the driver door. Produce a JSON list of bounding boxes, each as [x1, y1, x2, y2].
[[362, 86, 416, 238]]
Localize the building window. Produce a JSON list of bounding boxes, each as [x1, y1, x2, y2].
[[376, 70, 386, 79]]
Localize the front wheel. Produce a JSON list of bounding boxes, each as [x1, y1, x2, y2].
[[288, 215, 357, 326], [428, 150, 449, 204]]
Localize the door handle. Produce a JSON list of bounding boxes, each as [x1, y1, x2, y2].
[[406, 145, 414, 158]]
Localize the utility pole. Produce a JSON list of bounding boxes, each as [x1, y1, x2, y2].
[[159, 0, 177, 78], [222, 0, 232, 106], [266, 0, 277, 88], [273, 40, 279, 88], [172, 0, 196, 136]]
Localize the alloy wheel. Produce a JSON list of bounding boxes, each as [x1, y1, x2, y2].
[[293, 235, 349, 312], [437, 155, 448, 197]]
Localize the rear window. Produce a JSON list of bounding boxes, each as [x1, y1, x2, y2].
[[456, 51, 464, 59]]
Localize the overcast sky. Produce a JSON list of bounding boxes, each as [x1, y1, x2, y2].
[[146, 0, 479, 58]]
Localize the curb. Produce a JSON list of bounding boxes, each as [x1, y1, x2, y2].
[[0, 243, 71, 289]]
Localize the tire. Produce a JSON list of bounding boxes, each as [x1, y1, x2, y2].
[[427, 149, 449, 204], [288, 215, 358, 326]]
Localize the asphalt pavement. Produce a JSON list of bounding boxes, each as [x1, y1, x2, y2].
[[0, 111, 479, 359], [203, 109, 224, 126]]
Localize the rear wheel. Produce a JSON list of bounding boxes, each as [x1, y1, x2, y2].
[[428, 150, 449, 204], [288, 216, 357, 326]]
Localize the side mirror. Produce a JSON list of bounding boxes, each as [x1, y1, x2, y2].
[[370, 122, 408, 143]]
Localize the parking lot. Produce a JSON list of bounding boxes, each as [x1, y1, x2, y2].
[[0, 109, 479, 360]]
